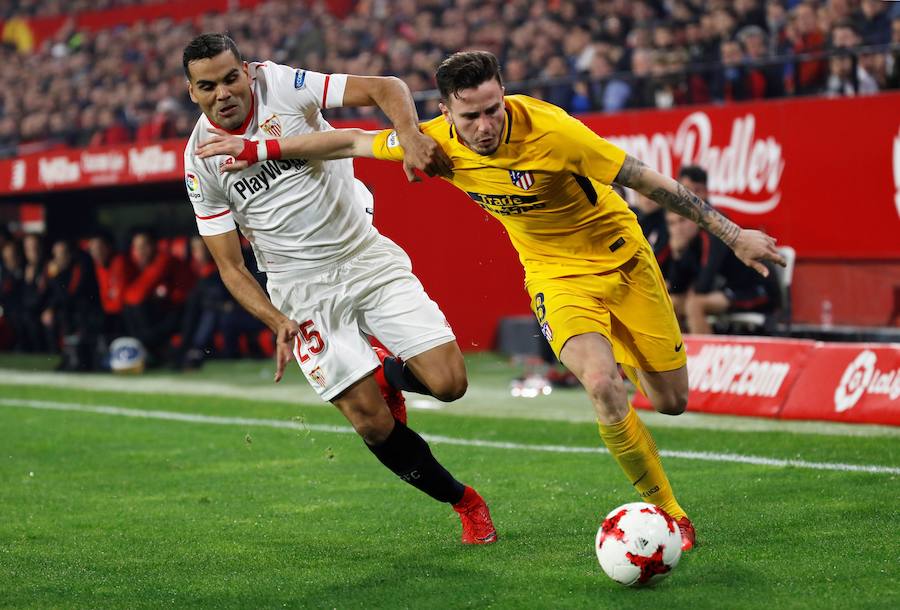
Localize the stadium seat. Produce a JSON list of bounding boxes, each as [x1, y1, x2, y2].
[[709, 245, 796, 336]]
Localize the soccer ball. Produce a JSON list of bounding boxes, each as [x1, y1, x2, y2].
[[595, 502, 682, 586]]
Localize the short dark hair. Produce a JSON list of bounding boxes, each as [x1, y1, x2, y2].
[[435, 51, 503, 101], [832, 19, 862, 41], [129, 226, 158, 244], [182, 33, 241, 79], [678, 165, 708, 185]]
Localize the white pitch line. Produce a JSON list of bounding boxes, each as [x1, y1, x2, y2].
[[3, 398, 899, 476], [3, 369, 899, 438]]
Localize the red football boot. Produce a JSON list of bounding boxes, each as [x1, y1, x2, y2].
[[372, 346, 407, 424], [453, 486, 498, 545], [676, 516, 696, 551]]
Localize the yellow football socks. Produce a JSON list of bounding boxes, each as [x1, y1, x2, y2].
[[621, 364, 645, 397], [597, 406, 686, 520]]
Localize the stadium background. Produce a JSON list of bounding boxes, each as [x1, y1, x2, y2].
[[0, 0, 898, 360], [0, 2, 899, 607]]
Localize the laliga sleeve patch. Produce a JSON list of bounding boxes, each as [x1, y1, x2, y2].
[[185, 171, 204, 202], [294, 70, 306, 89]]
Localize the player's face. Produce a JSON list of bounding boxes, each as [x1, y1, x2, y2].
[[187, 50, 252, 130], [666, 211, 699, 244], [440, 79, 506, 156], [679, 177, 709, 201]]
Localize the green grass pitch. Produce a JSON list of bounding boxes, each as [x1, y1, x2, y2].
[[1, 354, 898, 609]]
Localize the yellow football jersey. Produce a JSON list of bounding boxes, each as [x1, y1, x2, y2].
[[372, 94, 645, 280]]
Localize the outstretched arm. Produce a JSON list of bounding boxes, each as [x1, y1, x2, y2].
[[342, 75, 451, 179], [614, 154, 786, 276], [196, 127, 380, 171]]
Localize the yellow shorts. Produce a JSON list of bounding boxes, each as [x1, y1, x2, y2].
[[525, 244, 686, 372]]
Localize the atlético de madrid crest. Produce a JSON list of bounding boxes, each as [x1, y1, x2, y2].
[[259, 114, 282, 137], [509, 170, 534, 190]]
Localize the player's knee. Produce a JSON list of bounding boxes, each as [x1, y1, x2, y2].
[[684, 293, 702, 313], [655, 391, 688, 416], [581, 369, 626, 411], [431, 372, 468, 402], [352, 413, 394, 444]]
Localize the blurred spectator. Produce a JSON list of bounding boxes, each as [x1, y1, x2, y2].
[[541, 55, 574, 109], [831, 19, 863, 48], [666, 166, 780, 334], [20, 233, 52, 352], [826, 48, 879, 95], [627, 48, 658, 108], [738, 25, 786, 97], [0, 236, 25, 350], [735, 0, 768, 30], [714, 38, 757, 101], [859, 0, 891, 44], [858, 49, 889, 90], [631, 192, 670, 270], [176, 236, 226, 369], [585, 51, 632, 112], [176, 236, 266, 369], [787, 1, 829, 94], [42, 239, 103, 370], [121, 228, 194, 365], [88, 229, 133, 338], [886, 16, 900, 89], [135, 98, 180, 143], [91, 107, 131, 147], [765, 0, 792, 56]]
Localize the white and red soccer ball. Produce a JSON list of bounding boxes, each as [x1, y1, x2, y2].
[[595, 502, 682, 586]]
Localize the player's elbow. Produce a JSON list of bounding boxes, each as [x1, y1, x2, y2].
[[217, 261, 248, 287], [380, 75, 408, 92]]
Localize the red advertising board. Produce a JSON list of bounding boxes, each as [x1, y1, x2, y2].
[[781, 344, 900, 425], [632, 335, 816, 418], [579, 92, 900, 259], [0, 141, 184, 193]]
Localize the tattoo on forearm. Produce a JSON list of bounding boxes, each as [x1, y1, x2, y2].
[[648, 183, 741, 247], [614, 156, 646, 188]]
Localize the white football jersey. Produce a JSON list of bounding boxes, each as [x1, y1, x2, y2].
[[183, 62, 376, 273]]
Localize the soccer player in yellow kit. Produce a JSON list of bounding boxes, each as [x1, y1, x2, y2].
[[198, 51, 786, 551]]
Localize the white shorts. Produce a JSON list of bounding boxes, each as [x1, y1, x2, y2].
[[266, 235, 455, 401]]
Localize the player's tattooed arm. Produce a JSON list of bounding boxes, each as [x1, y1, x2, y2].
[[613, 154, 785, 275], [613, 155, 740, 247]]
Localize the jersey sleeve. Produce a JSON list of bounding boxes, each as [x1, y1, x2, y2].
[[264, 62, 348, 111], [184, 155, 235, 236], [547, 114, 627, 185], [371, 129, 405, 162]]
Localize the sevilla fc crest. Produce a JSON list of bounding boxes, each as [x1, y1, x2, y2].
[[259, 114, 282, 137], [509, 170, 534, 190], [308, 366, 326, 387]]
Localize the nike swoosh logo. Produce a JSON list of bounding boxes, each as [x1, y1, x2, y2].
[[631, 471, 648, 486], [675, 343, 684, 352]]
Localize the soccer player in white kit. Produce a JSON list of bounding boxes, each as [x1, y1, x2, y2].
[[181, 34, 496, 544]]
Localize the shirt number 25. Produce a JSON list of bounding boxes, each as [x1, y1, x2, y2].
[[295, 320, 325, 363]]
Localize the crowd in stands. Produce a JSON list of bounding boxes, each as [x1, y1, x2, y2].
[[0, 0, 168, 20], [0, 225, 265, 370], [1, 0, 899, 158]]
